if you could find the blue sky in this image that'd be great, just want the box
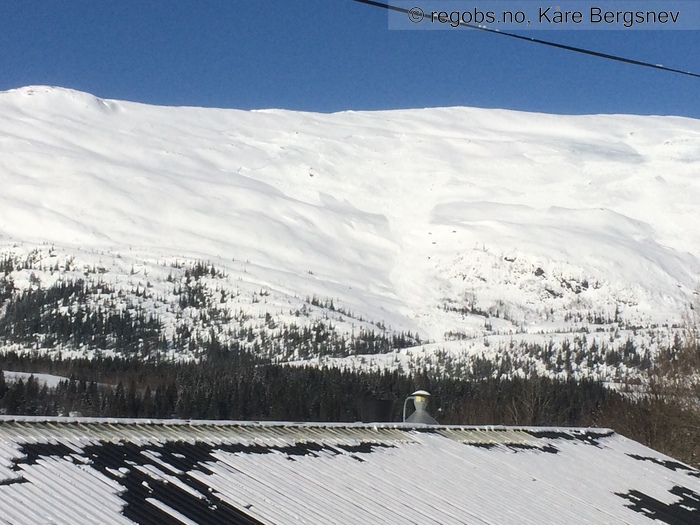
[1,0,699,117]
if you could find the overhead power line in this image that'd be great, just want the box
[352,0,700,79]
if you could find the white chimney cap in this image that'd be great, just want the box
[411,390,431,397]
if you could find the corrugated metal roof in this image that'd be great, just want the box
[0,416,698,524]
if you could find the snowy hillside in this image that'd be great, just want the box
[1,85,699,380]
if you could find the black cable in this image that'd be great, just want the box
[352,0,700,79]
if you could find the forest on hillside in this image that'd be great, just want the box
[1,258,699,467]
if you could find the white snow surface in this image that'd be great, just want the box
[2,371,67,388]
[1,85,700,371]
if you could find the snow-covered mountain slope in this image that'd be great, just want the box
[1,86,699,378]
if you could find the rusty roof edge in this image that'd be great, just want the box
[0,415,614,434]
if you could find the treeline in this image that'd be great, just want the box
[0,278,165,354]
[0,271,661,376]
[0,275,421,361]
[2,347,699,468]
[0,350,613,424]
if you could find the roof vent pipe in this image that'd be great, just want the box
[403,390,438,425]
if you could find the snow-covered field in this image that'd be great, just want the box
[1,85,699,379]
[2,371,67,388]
